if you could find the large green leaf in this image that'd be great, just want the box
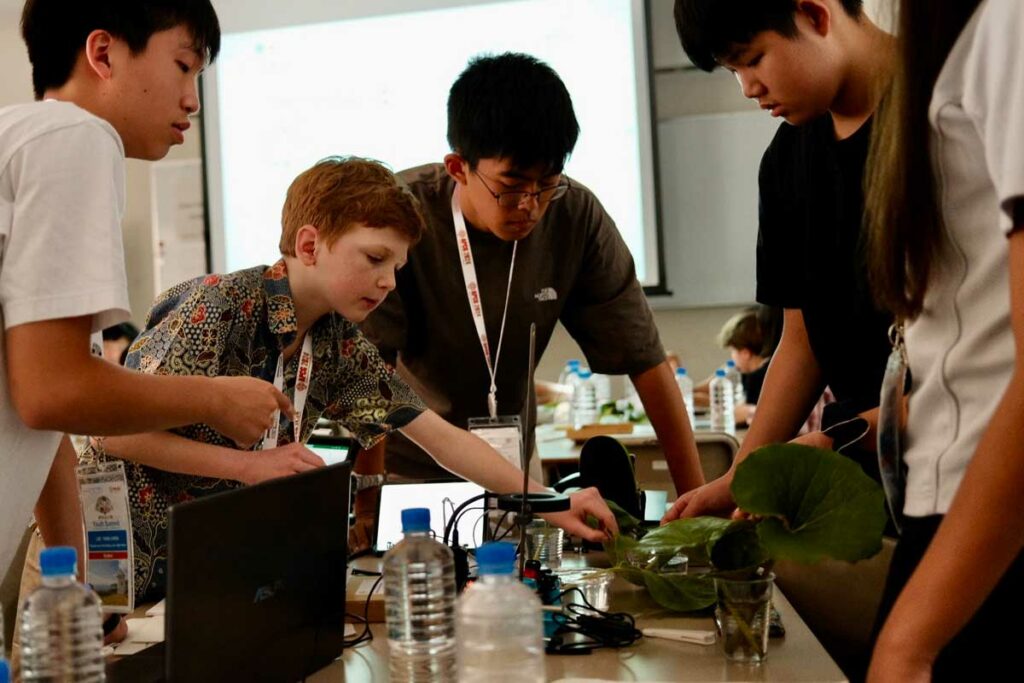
[603,532,639,566]
[641,572,716,612]
[608,566,716,612]
[731,444,887,564]
[708,521,769,572]
[637,516,733,565]
[605,499,644,537]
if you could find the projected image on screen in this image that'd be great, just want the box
[205,0,659,285]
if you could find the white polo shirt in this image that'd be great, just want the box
[0,101,131,578]
[903,0,1024,517]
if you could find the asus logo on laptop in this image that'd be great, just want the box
[253,579,285,604]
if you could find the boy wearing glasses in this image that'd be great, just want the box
[361,53,705,494]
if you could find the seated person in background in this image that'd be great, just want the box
[101,321,140,365]
[694,305,781,424]
[360,53,705,495]
[83,157,616,603]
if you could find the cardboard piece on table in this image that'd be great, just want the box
[566,422,634,443]
[345,573,385,623]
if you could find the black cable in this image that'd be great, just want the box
[442,493,489,545]
[546,587,643,651]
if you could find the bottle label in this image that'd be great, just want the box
[77,460,134,613]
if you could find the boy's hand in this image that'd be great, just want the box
[541,487,619,542]
[662,475,735,522]
[207,376,293,448]
[238,442,325,485]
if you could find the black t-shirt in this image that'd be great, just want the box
[741,360,769,405]
[756,115,892,421]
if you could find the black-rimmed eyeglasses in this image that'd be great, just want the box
[475,171,570,208]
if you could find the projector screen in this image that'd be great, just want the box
[203,0,662,286]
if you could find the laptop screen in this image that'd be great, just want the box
[374,481,486,552]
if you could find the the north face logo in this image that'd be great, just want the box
[534,287,558,302]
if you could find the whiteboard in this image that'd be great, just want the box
[654,111,782,308]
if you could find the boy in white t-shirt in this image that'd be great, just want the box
[0,1,292,585]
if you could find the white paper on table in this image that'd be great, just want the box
[111,642,158,656]
[125,616,165,643]
[145,599,166,617]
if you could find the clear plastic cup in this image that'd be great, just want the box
[524,521,564,569]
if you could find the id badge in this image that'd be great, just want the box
[77,460,135,613]
[468,415,523,471]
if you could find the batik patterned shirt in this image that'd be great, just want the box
[82,260,424,601]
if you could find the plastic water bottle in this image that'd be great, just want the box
[456,543,544,683]
[725,360,747,406]
[676,367,695,427]
[592,373,612,406]
[19,546,105,682]
[557,359,581,387]
[710,369,736,435]
[384,508,457,682]
[572,369,598,429]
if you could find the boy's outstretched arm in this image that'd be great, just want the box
[400,410,618,542]
[6,316,291,448]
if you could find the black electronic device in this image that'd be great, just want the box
[305,433,358,466]
[106,462,352,682]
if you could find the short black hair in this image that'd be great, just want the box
[21,0,221,100]
[674,0,863,72]
[102,321,140,343]
[447,52,580,174]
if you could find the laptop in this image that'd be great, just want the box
[373,480,486,553]
[107,461,352,682]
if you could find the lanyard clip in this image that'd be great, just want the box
[487,391,498,420]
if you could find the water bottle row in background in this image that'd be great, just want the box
[19,546,105,682]
[675,367,695,427]
[710,369,736,435]
[383,509,544,683]
[558,359,611,428]
[724,360,746,407]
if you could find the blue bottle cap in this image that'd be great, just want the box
[0,658,10,683]
[676,367,688,376]
[726,360,737,368]
[476,542,517,575]
[401,508,431,533]
[577,369,593,379]
[568,359,581,367]
[715,369,727,377]
[40,546,77,578]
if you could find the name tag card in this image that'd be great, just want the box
[77,460,134,613]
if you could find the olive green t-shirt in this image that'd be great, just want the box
[361,163,664,479]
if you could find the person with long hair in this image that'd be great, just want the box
[865,0,1024,679]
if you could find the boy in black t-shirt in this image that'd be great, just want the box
[665,0,896,521]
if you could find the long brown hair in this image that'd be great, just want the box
[864,0,983,320]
